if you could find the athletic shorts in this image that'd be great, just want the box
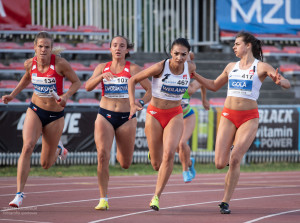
[221,107,259,128]
[147,103,183,129]
[183,107,194,119]
[29,102,64,127]
[98,107,136,130]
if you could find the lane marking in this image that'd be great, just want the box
[88,193,300,222]
[244,209,300,223]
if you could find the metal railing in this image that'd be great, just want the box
[1,151,300,166]
[31,0,219,52]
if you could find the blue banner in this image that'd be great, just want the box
[217,0,300,34]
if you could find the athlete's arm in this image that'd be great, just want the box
[56,57,81,106]
[130,63,152,107]
[1,59,32,104]
[193,62,233,92]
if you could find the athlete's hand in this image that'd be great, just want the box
[1,95,14,104]
[101,72,116,81]
[270,68,282,85]
[129,105,137,120]
[56,94,67,107]
[202,99,210,110]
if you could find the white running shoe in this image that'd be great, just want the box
[58,145,68,161]
[9,192,24,208]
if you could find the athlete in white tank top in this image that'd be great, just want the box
[227,59,262,101]
[152,59,190,101]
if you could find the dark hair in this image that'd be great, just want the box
[171,38,191,52]
[110,35,134,58]
[236,31,263,61]
[34,31,53,47]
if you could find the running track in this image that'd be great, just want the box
[0,171,300,223]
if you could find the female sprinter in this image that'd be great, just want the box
[85,36,151,210]
[192,31,291,214]
[2,31,81,208]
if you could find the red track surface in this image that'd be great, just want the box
[1,171,300,223]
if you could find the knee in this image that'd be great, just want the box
[119,159,132,169]
[229,156,240,168]
[215,162,225,170]
[151,161,161,171]
[215,158,227,169]
[163,150,175,161]
[97,150,110,165]
[41,160,52,169]
[21,142,35,157]
[178,141,186,152]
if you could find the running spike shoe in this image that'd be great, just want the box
[9,192,24,208]
[183,171,192,183]
[58,145,68,161]
[188,157,196,179]
[95,199,109,210]
[149,195,159,211]
[219,202,231,214]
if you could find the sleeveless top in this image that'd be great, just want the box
[30,54,64,97]
[101,61,131,98]
[152,59,190,101]
[227,59,262,101]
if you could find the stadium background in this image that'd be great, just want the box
[0,0,300,165]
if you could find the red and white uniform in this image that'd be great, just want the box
[30,54,64,97]
[101,61,131,98]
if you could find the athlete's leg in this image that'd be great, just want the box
[178,114,195,171]
[115,118,137,169]
[17,108,42,192]
[144,113,163,171]
[214,116,236,169]
[222,118,259,203]
[94,114,115,198]
[154,114,183,198]
[40,117,64,169]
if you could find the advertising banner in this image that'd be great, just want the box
[1,105,299,153]
[252,107,299,151]
[0,106,98,153]
[216,0,300,34]
[0,0,31,27]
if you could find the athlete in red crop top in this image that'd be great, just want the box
[2,31,81,208]
[85,36,151,210]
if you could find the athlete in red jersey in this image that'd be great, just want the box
[85,36,151,210]
[2,31,81,208]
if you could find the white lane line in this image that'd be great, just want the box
[0,181,299,197]
[0,219,51,223]
[88,193,300,223]
[1,186,299,213]
[244,209,300,223]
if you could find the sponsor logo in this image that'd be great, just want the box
[32,73,37,76]
[162,74,171,82]
[50,115,56,118]
[222,112,229,116]
[124,68,129,72]
[149,111,157,115]
[249,70,254,75]
[183,74,187,79]
[106,114,111,118]
[121,116,128,119]
[104,67,109,71]
[50,65,54,70]
[232,69,238,72]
